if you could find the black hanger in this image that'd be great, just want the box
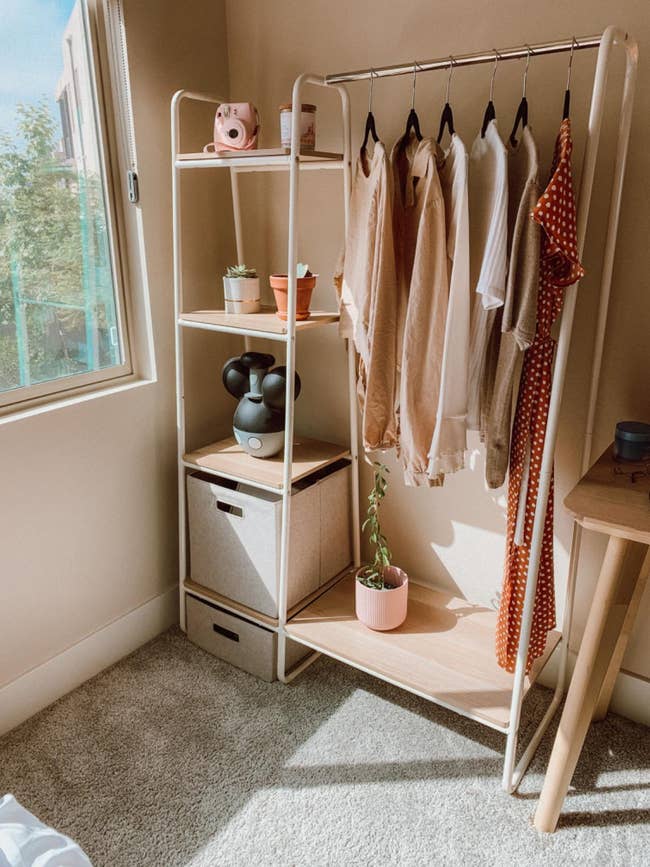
[362,112,379,149]
[437,57,456,144]
[481,50,500,138]
[562,37,577,120]
[404,62,423,141]
[405,108,422,141]
[361,69,379,151]
[509,46,532,147]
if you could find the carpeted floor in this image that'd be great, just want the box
[0,628,648,866]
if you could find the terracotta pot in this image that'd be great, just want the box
[270,274,317,321]
[355,565,408,631]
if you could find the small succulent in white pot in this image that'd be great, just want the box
[223,264,261,314]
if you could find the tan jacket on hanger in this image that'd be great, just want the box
[390,134,449,486]
[467,120,509,432]
[484,126,541,488]
[335,143,400,452]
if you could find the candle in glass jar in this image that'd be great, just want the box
[279,103,316,150]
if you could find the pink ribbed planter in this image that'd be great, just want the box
[355,565,408,631]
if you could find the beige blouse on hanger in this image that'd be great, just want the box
[335,142,401,452]
[390,134,449,486]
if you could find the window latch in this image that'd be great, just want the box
[127,169,139,203]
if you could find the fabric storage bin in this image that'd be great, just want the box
[187,459,351,618]
[186,593,309,682]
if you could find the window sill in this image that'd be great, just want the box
[0,373,157,427]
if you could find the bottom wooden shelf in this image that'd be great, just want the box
[286,574,561,730]
[183,566,354,630]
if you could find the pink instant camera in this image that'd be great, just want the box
[203,102,260,153]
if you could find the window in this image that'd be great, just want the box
[0,0,131,409]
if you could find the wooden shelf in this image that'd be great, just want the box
[184,579,278,627]
[184,435,350,490]
[183,566,354,631]
[179,306,339,337]
[175,147,344,171]
[286,574,561,730]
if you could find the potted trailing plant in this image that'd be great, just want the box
[270,263,317,321]
[355,461,408,631]
[223,264,261,314]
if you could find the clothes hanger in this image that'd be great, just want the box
[437,57,456,144]
[361,68,379,151]
[404,61,423,141]
[480,50,500,138]
[562,37,577,120]
[509,45,532,147]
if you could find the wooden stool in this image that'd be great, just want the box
[534,444,650,832]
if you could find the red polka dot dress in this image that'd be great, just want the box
[496,118,585,673]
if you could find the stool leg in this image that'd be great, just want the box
[534,535,636,832]
[592,544,649,721]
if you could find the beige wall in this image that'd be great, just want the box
[225,0,650,694]
[0,0,232,691]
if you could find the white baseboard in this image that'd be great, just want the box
[2,589,647,737]
[538,647,650,727]
[598,667,650,727]
[0,585,178,737]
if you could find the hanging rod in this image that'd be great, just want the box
[325,33,605,84]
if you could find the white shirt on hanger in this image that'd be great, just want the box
[428,133,471,481]
[467,118,508,432]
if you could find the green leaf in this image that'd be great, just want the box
[360,455,392,573]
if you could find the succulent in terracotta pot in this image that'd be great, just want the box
[355,461,408,631]
[270,263,317,321]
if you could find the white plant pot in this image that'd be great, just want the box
[223,276,260,303]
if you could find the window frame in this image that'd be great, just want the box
[0,0,134,414]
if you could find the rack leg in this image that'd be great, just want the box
[230,167,245,263]
[347,339,361,566]
[275,74,303,683]
[505,517,582,790]
[277,629,288,683]
[279,641,321,684]
[510,681,563,790]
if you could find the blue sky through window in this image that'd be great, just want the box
[0,0,77,139]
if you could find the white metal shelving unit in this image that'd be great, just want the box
[171,76,360,651]
[172,24,637,794]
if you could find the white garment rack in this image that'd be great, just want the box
[173,24,637,794]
